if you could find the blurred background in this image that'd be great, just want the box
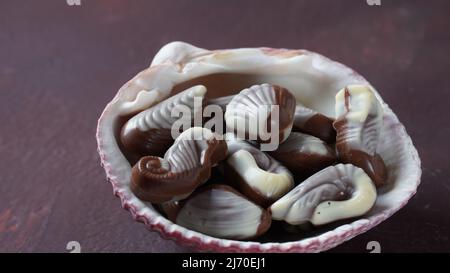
[1,0,449,252]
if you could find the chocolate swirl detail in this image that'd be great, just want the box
[131,127,227,203]
[333,85,387,187]
[121,85,207,159]
[223,133,294,208]
[270,164,377,225]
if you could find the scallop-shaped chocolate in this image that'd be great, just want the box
[270,164,377,226]
[333,85,387,187]
[224,84,296,149]
[293,103,336,143]
[223,133,294,207]
[268,132,336,178]
[130,127,227,203]
[121,85,206,160]
[173,184,272,240]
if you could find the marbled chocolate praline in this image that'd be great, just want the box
[223,133,294,208]
[333,85,387,187]
[270,164,377,225]
[121,85,206,160]
[268,132,336,178]
[170,184,272,240]
[293,103,336,143]
[130,127,227,203]
[208,94,234,111]
[225,84,296,144]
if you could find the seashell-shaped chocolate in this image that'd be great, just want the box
[173,184,272,240]
[268,132,336,178]
[224,84,296,148]
[130,127,227,203]
[121,85,206,159]
[293,103,336,143]
[270,164,377,226]
[333,85,387,187]
[223,133,294,207]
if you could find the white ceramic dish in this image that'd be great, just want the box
[96,42,421,252]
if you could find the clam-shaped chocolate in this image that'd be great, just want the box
[224,83,296,149]
[121,85,206,160]
[270,164,377,225]
[97,42,421,252]
[223,133,294,207]
[293,103,336,143]
[268,132,336,177]
[170,184,271,240]
[333,85,387,187]
[131,127,227,203]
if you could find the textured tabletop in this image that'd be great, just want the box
[1,0,449,252]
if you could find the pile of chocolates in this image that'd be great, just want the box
[120,83,387,240]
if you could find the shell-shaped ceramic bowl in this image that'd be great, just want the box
[96,42,421,252]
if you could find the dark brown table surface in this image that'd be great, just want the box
[1,0,449,253]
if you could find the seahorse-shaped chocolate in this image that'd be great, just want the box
[121,85,206,160]
[333,85,387,187]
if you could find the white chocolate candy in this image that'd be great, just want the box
[270,164,377,225]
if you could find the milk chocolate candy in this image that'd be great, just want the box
[224,84,296,147]
[223,133,294,208]
[208,94,234,111]
[293,103,336,143]
[173,184,272,240]
[121,85,206,159]
[270,164,377,225]
[130,127,227,203]
[268,132,336,177]
[333,85,387,187]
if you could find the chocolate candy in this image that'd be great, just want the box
[121,85,206,159]
[293,103,336,143]
[223,133,294,208]
[121,82,385,240]
[270,164,377,225]
[208,94,235,111]
[224,83,296,148]
[173,184,271,240]
[130,127,227,203]
[268,132,336,178]
[333,85,387,187]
